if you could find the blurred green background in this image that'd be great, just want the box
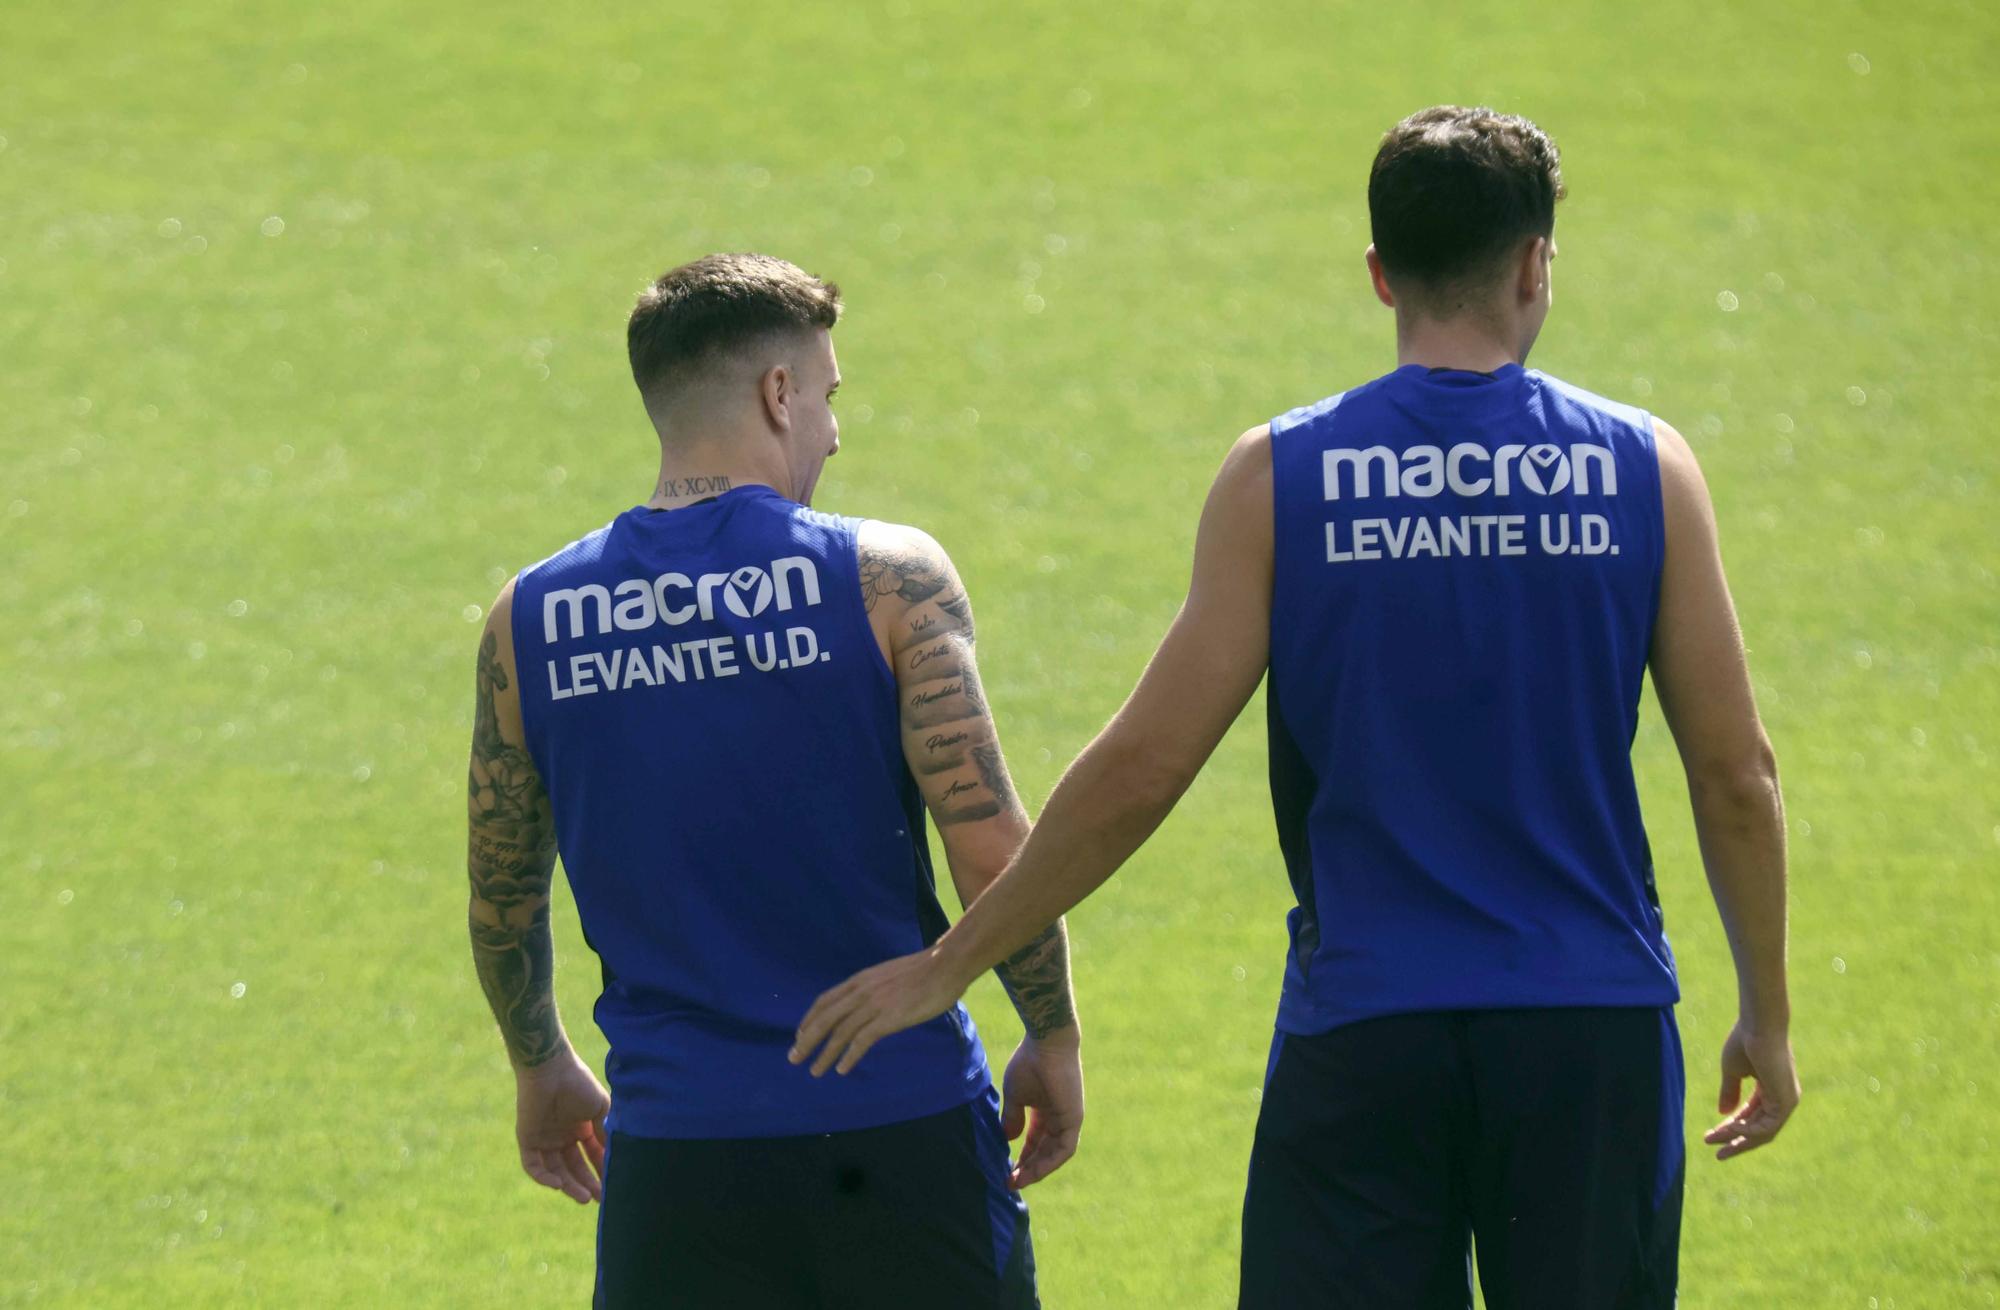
[4,0,1996,1304]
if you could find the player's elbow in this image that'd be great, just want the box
[1686,738,1781,827]
[1094,733,1199,818]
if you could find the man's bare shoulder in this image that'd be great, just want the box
[1199,424,1275,542]
[1649,416,1714,514]
[1223,423,1273,482]
[855,519,958,617]
[489,574,520,622]
[1651,416,1694,466]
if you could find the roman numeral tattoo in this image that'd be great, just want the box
[655,474,732,500]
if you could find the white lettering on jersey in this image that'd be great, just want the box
[1323,442,1617,501]
[543,555,822,643]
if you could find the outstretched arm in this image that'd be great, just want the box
[467,579,608,1203]
[793,426,1273,1076]
[856,523,1079,1186]
[1649,419,1799,1160]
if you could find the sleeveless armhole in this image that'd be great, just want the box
[509,561,552,788]
[1266,413,1308,670]
[1635,411,1667,659]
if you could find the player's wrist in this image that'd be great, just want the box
[1025,1019,1081,1050]
[511,1038,579,1080]
[929,932,986,999]
[1736,985,1791,1036]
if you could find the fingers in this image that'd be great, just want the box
[1010,1117,1080,1189]
[558,1138,603,1203]
[1000,1095,1026,1142]
[1717,1068,1742,1115]
[519,1121,607,1204]
[808,1007,875,1077]
[584,1116,608,1174]
[520,1147,568,1195]
[521,1146,592,1203]
[1010,1112,1046,1187]
[834,1021,887,1076]
[790,981,855,1067]
[1704,1086,1760,1142]
[1704,1089,1790,1160]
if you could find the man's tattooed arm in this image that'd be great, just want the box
[859,522,1078,1038]
[860,537,946,615]
[468,610,566,1068]
[995,920,1076,1039]
[867,531,1009,826]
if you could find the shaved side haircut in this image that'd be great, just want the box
[626,253,842,413]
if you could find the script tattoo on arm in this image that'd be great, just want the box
[860,525,1078,1039]
[865,539,1006,824]
[467,628,564,1068]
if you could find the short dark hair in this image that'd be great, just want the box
[1368,107,1565,294]
[626,253,842,405]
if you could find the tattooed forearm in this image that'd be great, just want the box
[995,920,1077,1038]
[970,741,1017,812]
[470,902,564,1066]
[468,630,563,1067]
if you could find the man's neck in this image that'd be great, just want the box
[645,436,790,511]
[647,469,761,510]
[1394,315,1523,374]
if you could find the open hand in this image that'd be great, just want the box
[1703,1020,1799,1161]
[1000,1032,1084,1189]
[515,1050,610,1203]
[791,949,967,1076]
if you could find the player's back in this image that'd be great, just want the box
[511,485,987,1138]
[1266,363,1679,1034]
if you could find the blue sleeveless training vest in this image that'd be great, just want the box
[513,486,990,1138]
[1266,365,1679,1034]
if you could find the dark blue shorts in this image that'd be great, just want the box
[1240,1006,1684,1310]
[595,1090,1037,1309]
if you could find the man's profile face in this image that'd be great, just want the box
[786,329,841,505]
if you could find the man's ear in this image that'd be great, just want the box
[1364,245,1396,309]
[1516,236,1550,302]
[760,364,792,432]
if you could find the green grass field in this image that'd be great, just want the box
[6,0,1998,1304]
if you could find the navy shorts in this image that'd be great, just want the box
[595,1092,1037,1309]
[1240,1007,1684,1310]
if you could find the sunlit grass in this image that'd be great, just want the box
[4,0,1996,1305]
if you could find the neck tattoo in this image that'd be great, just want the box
[656,474,733,500]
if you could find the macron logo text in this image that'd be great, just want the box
[1323,442,1617,500]
[542,556,822,643]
